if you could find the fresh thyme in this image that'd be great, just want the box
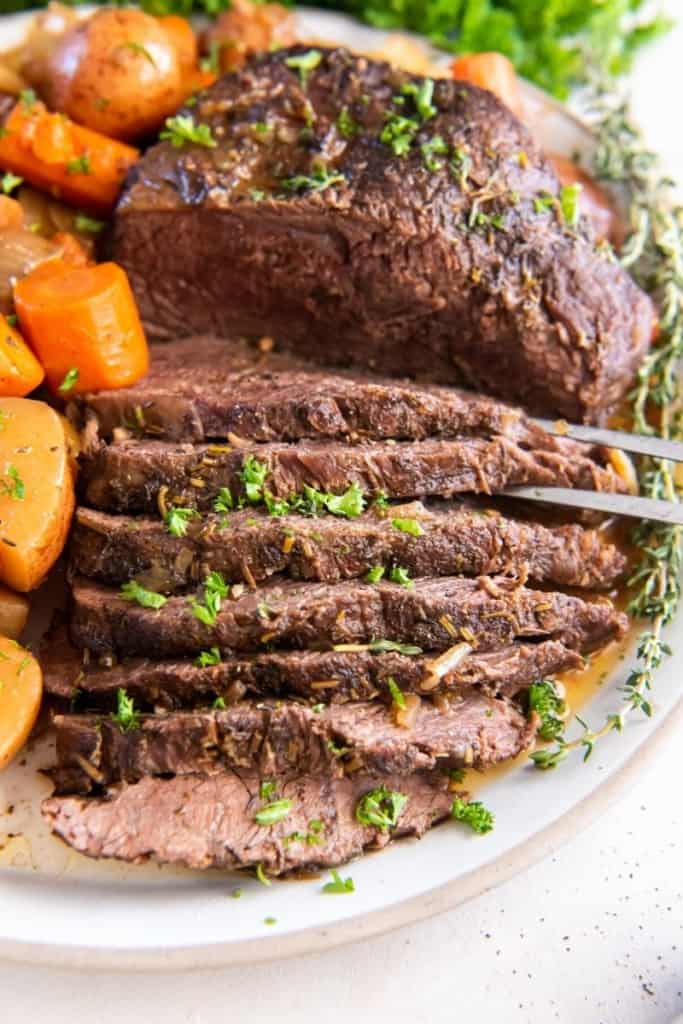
[531,78,683,769]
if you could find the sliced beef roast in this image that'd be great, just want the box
[72,336,571,446]
[43,769,454,872]
[80,436,626,514]
[51,693,535,793]
[43,624,582,707]
[70,502,626,592]
[70,575,627,659]
[112,48,652,423]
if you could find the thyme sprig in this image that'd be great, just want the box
[531,80,683,770]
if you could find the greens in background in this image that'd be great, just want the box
[3,0,673,98]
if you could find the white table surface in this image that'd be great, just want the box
[3,8,683,1023]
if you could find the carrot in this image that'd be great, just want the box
[52,231,92,268]
[451,52,523,119]
[14,260,149,394]
[0,96,139,213]
[158,15,198,74]
[0,313,44,397]
[0,195,24,230]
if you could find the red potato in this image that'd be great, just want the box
[46,9,186,141]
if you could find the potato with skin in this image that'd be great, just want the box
[0,585,29,640]
[0,398,76,592]
[46,9,185,141]
[0,636,42,771]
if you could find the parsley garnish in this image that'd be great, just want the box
[264,916,277,926]
[380,113,417,157]
[373,490,390,511]
[164,505,198,537]
[255,863,271,886]
[527,679,566,741]
[322,870,355,894]
[111,688,140,732]
[1,464,25,501]
[386,676,406,710]
[355,786,408,831]
[401,79,436,121]
[389,565,414,589]
[420,135,448,172]
[160,115,216,149]
[212,696,226,709]
[189,571,229,626]
[368,639,422,656]
[282,163,346,194]
[260,780,276,800]
[391,517,424,537]
[366,565,385,583]
[559,182,582,227]
[533,194,556,215]
[120,580,167,609]
[451,797,494,834]
[66,153,91,175]
[213,486,234,514]
[75,214,105,234]
[57,367,79,394]
[336,107,359,138]
[285,49,322,86]
[1,172,22,194]
[324,481,365,518]
[195,646,222,667]
[254,799,292,826]
[239,454,268,503]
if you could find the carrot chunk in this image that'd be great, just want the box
[452,52,523,119]
[0,97,139,213]
[14,260,149,394]
[0,314,44,396]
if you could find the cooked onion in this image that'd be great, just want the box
[419,643,473,692]
[0,228,60,313]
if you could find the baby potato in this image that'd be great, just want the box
[0,636,42,772]
[0,585,29,640]
[0,397,76,592]
[47,9,185,141]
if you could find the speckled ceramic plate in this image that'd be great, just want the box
[1,6,681,971]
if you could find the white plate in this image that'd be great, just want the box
[1,7,681,971]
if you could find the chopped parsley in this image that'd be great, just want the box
[527,679,566,741]
[57,367,79,394]
[74,214,105,234]
[1,464,25,500]
[355,786,408,831]
[66,153,91,175]
[212,696,226,709]
[1,172,22,195]
[213,486,234,514]
[285,49,322,86]
[160,115,216,149]
[559,182,582,227]
[389,565,414,589]
[391,517,424,538]
[282,163,346,194]
[380,113,418,157]
[373,490,390,511]
[263,916,277,926]
[381,79,437,157]
[322,870,355,894]
[366,565,385,584]
[260,780,276,800]
[255,863,271,886]
[533,193,556,215]
[451,797,494,834]
[386,676,406,710]
[401,79,436,121]
[189,571,229,627]
[254,798,292,826]
[195,646,222,667]
[368,639,422,656]
[323,481,365,518]
[420,135,448,172]
[164,505,198,537]
[120,580,167,609]
[336,107,359,138]
[239,454,269,503]
[111,687,140,732]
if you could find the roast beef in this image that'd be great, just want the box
[42,769,454,873]
[70,575,627,659]
[72,335,571,446]
[80,436,626,514]
[43,624,582,707]
[111,47,653,423]
[51,693,535,793]
[70,501,626,591]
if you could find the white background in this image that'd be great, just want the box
[3,5,683,1022]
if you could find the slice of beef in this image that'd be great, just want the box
[71,502,626,592]
[43,624,582,707]
[42,769,454,872]
[72,335,568,446]
[80,436,626,514]
[111,47,653,423]
[51,693,535,793]
[70,575,627,659]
